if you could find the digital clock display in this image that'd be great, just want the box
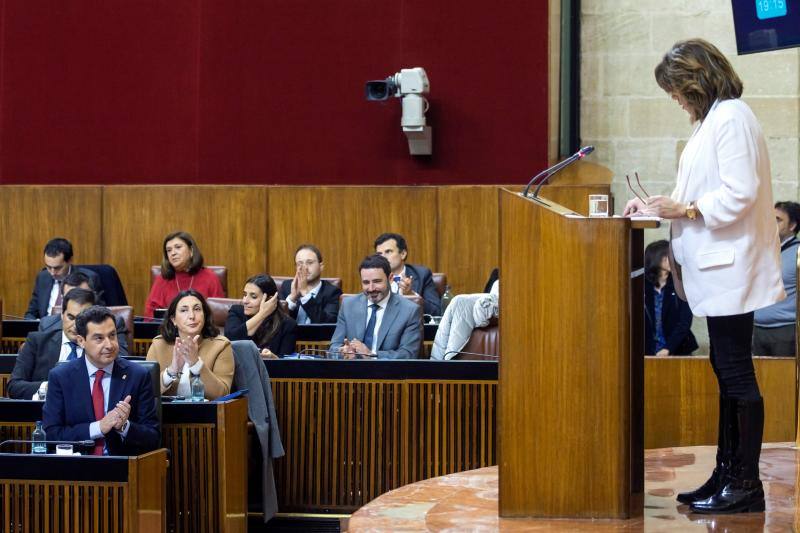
[732,0,800,54]
[756,0,787,19]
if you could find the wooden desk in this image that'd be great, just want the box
[0,449,167,532]
[0,398,247,533]
[262,359,498,514]
[1,320,443,358]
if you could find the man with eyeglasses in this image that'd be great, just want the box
[278,244,342,324]
[24,238,101,319]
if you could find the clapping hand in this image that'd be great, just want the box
[176,335,200,366]
[99,395,132,434]
[290,264,310,300]
[112,395,132,430]
[398,273,414,295]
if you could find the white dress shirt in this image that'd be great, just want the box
[389,267,407,294]
[286,280,322,324]
[34,333,85,399]
[86,358,130,448]
[161,358,204,397]
[366,293,391,353]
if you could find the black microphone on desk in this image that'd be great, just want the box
[0,439,95,450]
[522,145,595,199]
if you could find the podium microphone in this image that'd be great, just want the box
[522,146,595,198]
[0,439,95,450]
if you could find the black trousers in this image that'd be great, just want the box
[707,312,762,401]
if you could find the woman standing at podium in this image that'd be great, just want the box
[624,39,784,514]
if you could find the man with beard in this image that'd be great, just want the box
[329,255,421,359]
[278,244,342,324]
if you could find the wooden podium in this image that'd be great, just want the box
[498,188,650,519]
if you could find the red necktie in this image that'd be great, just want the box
[92,369,105,456]
[51,280,63,315]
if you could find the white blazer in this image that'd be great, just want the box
[670,99,784,317]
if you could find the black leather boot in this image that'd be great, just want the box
[676,396,737,504]
[690,398,765,514]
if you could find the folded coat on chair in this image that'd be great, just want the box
[230,340,285,523]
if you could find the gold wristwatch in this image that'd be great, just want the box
[685,201,698,220]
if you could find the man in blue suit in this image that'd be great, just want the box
[43,306,159,456]
[25,237,101,319]
[374,232,441,316]
[329,255,421,359]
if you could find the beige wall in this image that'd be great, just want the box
[581,0,800,352]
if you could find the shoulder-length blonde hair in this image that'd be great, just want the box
[654,39,743,121]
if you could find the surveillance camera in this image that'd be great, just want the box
[365,67,432,155]
[365,68,429,100]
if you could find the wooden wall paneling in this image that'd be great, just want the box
[101,186,268,316]
[436,186,502,294]
[266,187,438,294]
[644,356,796,449]
[0,186,103,316]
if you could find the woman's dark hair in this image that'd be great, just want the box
[644,240,670,285]
[160,231,204,280]
[654,39,743,122]
[244,274,287,349]
[159,289,219,342]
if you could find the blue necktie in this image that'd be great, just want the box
[297,300,310,325]
[363,304,380,351]
[67,342,79,361]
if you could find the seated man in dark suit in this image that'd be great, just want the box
[278,244,342,324]
[374,232,441,316]
[25,237,102,319]
[8,288,97,399]
[329,254,421,359]
[42,305,159,456]
[37,272,128,355]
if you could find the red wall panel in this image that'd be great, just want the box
[0,1,200,183]
[0,1,549,185]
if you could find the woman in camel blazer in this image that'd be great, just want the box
[624,39,784,515]
[146,289,234,400]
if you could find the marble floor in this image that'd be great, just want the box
[348,443,799,532]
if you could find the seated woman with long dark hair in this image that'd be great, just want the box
[225,274,297,358]
[146,289,234,399]
[644,240,698,356]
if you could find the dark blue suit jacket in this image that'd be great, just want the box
[278,279,342,324]
[25,266,102,319]
[644,277,698,356]
[405,263,441,316]
[42,356,160,456]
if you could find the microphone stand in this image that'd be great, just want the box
[522,146,594,198]
[0,439,95,451]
